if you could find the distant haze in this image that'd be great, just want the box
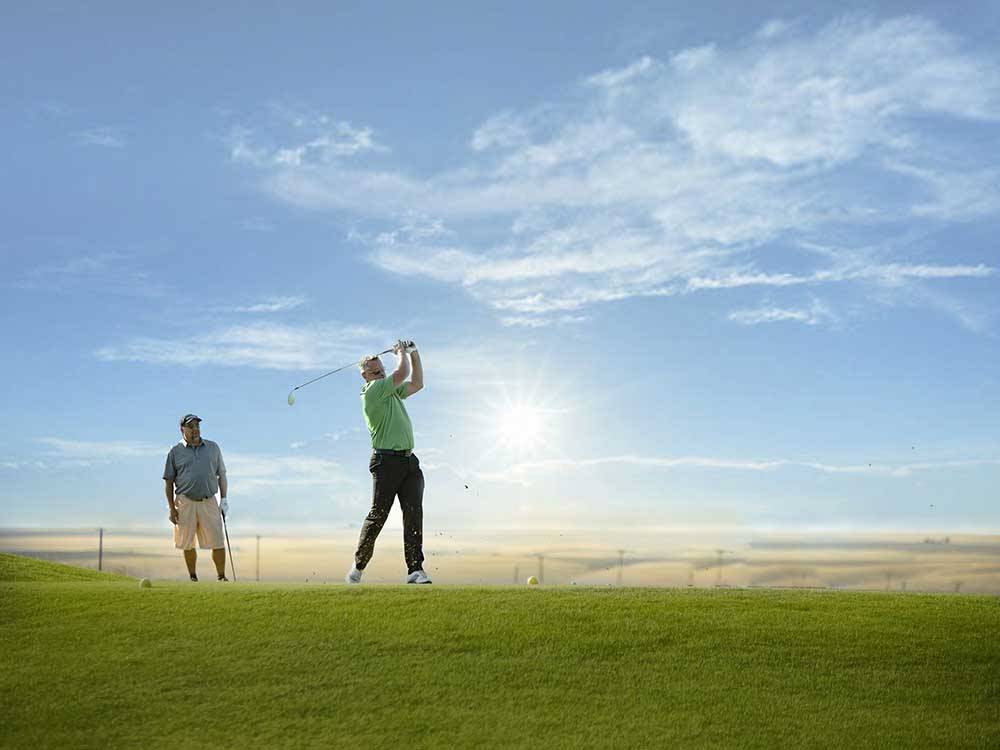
[3,528,997,594]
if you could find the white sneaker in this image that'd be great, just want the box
[345,565,363,584]
[406,569,432,584]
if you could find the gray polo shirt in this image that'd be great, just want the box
[163,439,226,500]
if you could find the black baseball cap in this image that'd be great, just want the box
[179,414,202,426]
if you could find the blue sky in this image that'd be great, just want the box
[1,2,998,536]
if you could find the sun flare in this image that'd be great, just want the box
[496,403,545,451]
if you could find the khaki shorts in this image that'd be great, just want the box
[173,494,225,550]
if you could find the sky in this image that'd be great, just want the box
[1,2,999,541]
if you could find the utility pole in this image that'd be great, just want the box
[617,550,625,586]
[715,550,726,587]
[98,528,103,572]
[256,535,261,582]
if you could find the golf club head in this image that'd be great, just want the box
[287,391,296,406]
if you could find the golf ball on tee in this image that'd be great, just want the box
[527,576,539,585]
[139,578,152,588]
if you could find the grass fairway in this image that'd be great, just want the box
[2,554,998,748]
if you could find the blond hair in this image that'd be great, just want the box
[358,354,380,373]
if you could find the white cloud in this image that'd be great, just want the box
[728,298,838,326]
[287,428,362,451]
[473,453,1000,485]
[225,453,357,495]
[756,19,793,40]
[229,111,385,169]
[234,15,1000,328]
[687,263,993,292]
[26,439,357,494]
[239,218,276,232]
[36,438,166,460]
[96,321,386,371]
[670,44,716,72]
[75,127,124,148]
[885,160,1000,221]
[671,16,1000,167]
[585,56,659,88]
[16,252,170,297]
[224,296,308,313]
[498,313,589,328]
[0,461,50,470]
[470,111,532,151]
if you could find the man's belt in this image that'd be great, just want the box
[373,448,412,457]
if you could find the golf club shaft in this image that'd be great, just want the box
[290,347,395,394]
[222,511,236,582]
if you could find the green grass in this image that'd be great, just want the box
[0,552,132,582]
[1,554,998,748]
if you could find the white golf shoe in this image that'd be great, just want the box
[345,565,363,584]
[406,569,432,584]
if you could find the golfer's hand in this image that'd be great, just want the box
[393,339,406,355]
[220,498,229,517]
[169,507,179,525]
[403,340,417,354]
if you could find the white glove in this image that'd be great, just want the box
[404,340,417,354]
[220,498,229,517]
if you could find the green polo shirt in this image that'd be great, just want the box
[361,377,413,450]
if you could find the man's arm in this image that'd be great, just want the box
[217,446,227,500]
[216,446,229,515]
[403,348,423,398]
[390,341,411,387]
[165,480,178,525]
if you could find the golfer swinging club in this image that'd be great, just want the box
[163,414,230,581]
[346,339,430,584]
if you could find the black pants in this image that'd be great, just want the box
[354,452,425,574]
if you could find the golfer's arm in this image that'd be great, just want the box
[218,475,227,500]
[165,480,176,509]
[404,351,423,396]
[391,352,411,387]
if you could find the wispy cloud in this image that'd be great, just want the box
[74,127,125,148]
[233,15,1000,327]
[15,252,169,297]
[728,298,839,327]
[0,461,50,471]
[220,295,308,313]
[96,321,387,370]
[498,313,589,328]
[225,453,358,494]
[229,107,385,169]
[34,438,166,466]
[288,427,362,451]
[756,19,794,40]
[238,218,276,232]
[472,453,1000,485]
[24,439,357,492]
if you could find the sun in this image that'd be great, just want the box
[495,402,546,452]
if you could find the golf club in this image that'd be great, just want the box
[287,347,395,405]
[222,510,236,582]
